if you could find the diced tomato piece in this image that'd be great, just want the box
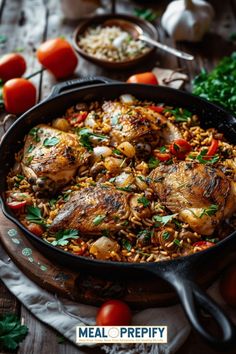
[7,200,26,210]
[170,139,192,159]
[193,241,215,251]
[27,223,44,236]
[148,105,164,113]
[206,138,219,157]
[154,152,171,161]
[67,112,88,126]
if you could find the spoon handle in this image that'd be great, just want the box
[139,35,194,61]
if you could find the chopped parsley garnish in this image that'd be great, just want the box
[43,136,60,147]
[199,204,218,218]
[159,146,167,153]
[153,213,178,226]
[173,239,181,247]
[0,314,28,350]
[137,196,150,207]
[26,155,34,165]
[16,174,25,181]
[26,206,45,225]
[162,231,170,240]
[51,229,79,246]
[49,198,57,207]
[191,149,220,164]
[134,8,159,21]
[112,148,122,155]
[93,215,105,225]
[29,127,40,142]
[137,229,153,242]
[164,108,192,122]
[78,128,108,151]
[116,186,133,192]
[122,239,132,251]
[62,189,72,201]
[148,156,159,169]
[206,237,219,243]
[27,144,35,153]
[137,175,146,182]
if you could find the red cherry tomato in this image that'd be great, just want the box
[193,241,215,252]
[154,152,171,162]
[37,38,78,79]
[220,265,236,307]
[0,53,26,82]
[6,200,26,210]
[127,72,158,85]
[3,78,37,114]
[148,105,164,113]
[170,139,192,159]
[96,300,132,326]
[27,223,44,237]
[67,112,88,126]
[206,138,219,157]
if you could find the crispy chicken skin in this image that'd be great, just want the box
[21,124,89,189]
[149,162,236,235]
[50,185,130,235]
[102,101,181,145]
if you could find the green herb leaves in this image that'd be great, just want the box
[43,136,60,147]
[0,314,28,350]
[165,108,192,122]
[78,128,108,151]
[153,213,178,226]
[134,8,159,21]
[148,157,159,169]
[190,149,219,164]
[122,239,132,251]
[26,206,45,225]
[29,127,40,142]
[199,204,218,218]
[93,215,105,226]
[137,196,150,207]
[193,53,236,116]
[51,229,79,246]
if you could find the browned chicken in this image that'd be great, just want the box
[102,101,181,146]
[21,124,89,191]
[50,184,152,236]
[50,185,130,235]
[149,162,236,235]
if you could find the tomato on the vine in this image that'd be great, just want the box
[0,53,26,82]
[96,300,132,326]
[37,38,78,79]
[3,78,37,114]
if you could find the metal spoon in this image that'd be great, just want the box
[104,19,194,61]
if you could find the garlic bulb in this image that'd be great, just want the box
[161,0,214,42]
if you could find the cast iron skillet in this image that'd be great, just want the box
[0,77,236,350]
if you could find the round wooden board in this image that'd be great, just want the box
[0,209,177,309]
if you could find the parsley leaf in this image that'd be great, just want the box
[173,239,181,247]
[43,136,60,147]
[153,213,178,226]
[29,127,40,142]
[134,8,159,21]
[26,206,45,225]
[122,239,132,251]
[52,229,79,246]
[194,149,219,164]
[199,204,218,218]
[162,231,170,240]
[116,186,133,192]
[193,53,236,116]
[0,314,28,350]
[93,215,105,226]
[78,128,108,151]
[137,196,150,207]
[164,108,192,122]
[148,156,159,169]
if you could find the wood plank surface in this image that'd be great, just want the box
[1,0,236,353]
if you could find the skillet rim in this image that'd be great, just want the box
[0,82,236,270]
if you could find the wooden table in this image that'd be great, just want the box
[0,0,236,353]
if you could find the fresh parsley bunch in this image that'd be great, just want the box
[0,314,28,350]
[193,52,236,115]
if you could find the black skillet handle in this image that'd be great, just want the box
[48,76,118,99]
[155,267,236,350]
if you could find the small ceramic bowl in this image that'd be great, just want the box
[73,14,158,69]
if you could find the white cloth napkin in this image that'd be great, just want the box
[0,243,235,354]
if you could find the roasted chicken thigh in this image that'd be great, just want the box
[22,124,89,191]
[149,162,236,235]
[102,101,181,146]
